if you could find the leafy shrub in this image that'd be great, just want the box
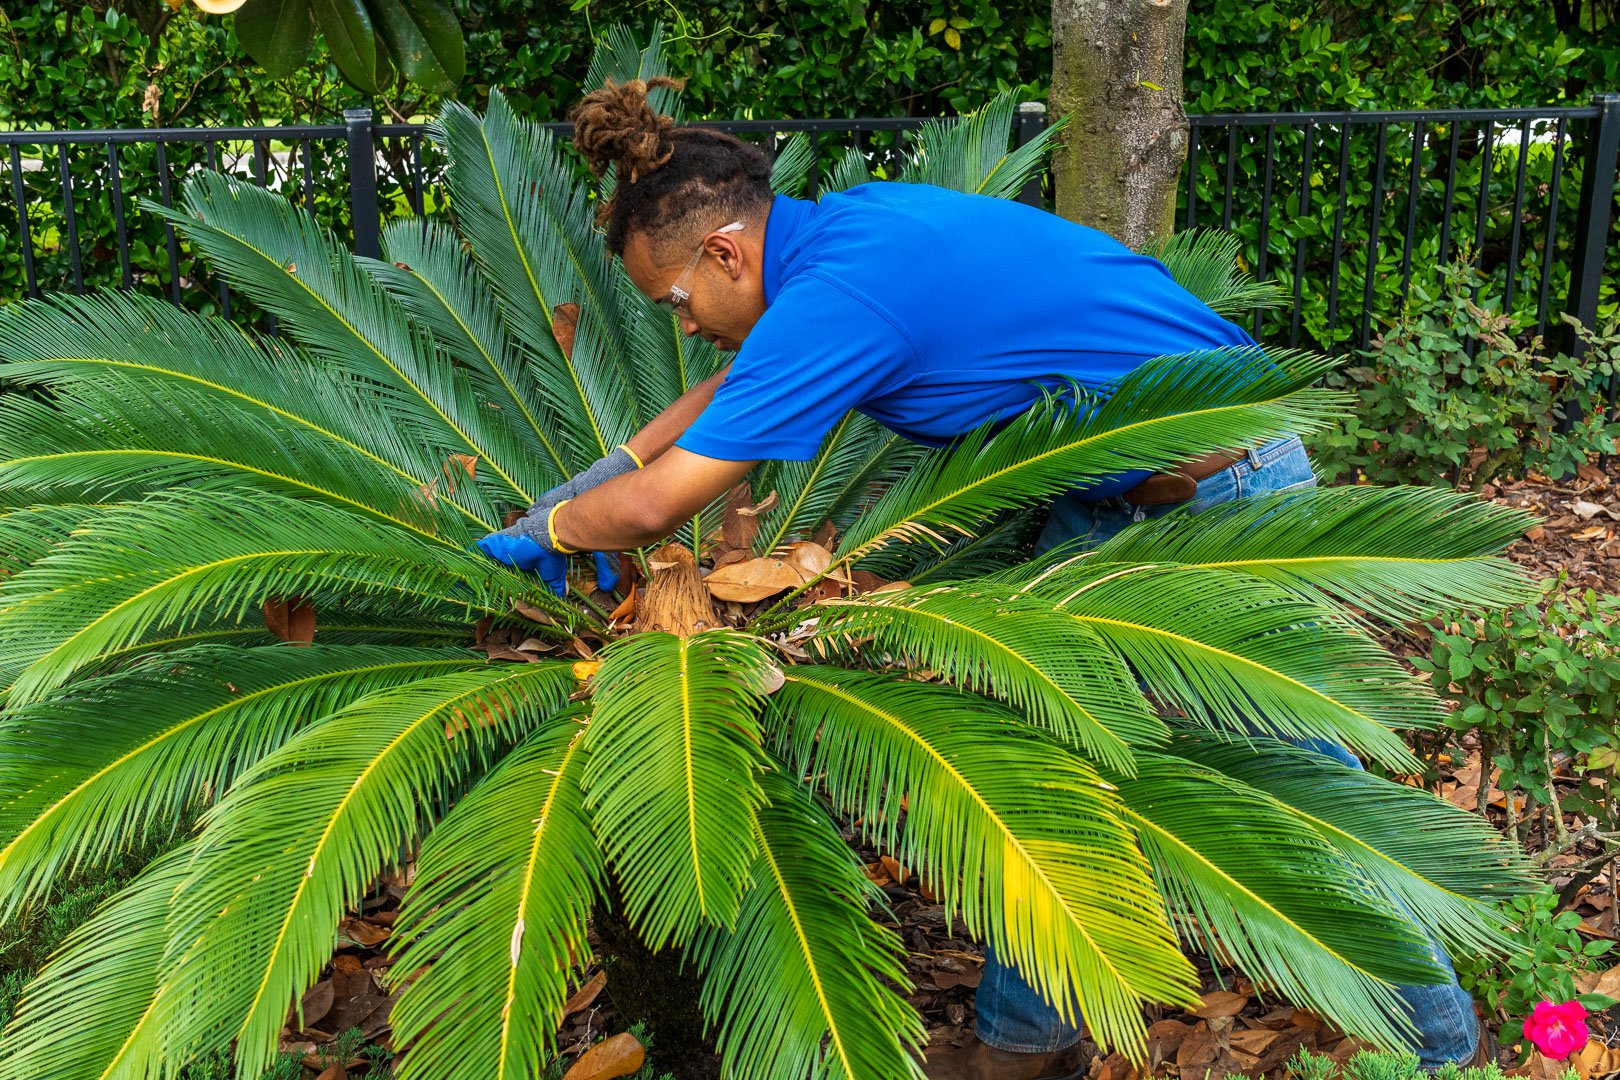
[1307,261,1620,490]
[1414,582,1620,843]
[1451,885,1616,1047]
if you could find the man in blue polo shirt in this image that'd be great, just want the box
[476,81,1487,1080]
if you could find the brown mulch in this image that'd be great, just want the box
[1484,460,1620,598]
[280,464,1620,1079]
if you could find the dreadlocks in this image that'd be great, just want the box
[570,76,773,260]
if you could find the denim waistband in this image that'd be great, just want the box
[1069,435,1303,507]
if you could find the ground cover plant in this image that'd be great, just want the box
[0,31,1545,1080]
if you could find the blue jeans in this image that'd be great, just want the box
[975,436,1480,1066]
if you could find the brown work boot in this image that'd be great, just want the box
[923,1035,1087,1080]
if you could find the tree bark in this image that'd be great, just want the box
[1050,0,1191,249]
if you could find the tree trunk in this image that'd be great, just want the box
[1050,0,1191,249]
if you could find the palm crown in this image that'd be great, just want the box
[0,28,1537,1080]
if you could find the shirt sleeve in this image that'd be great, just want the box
[675,276,917,462]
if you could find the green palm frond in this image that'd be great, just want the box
[584,630,776,948]
[371,220,570,485]
[0,372,471,538]
[899,90,1069,200]
[750,414,919,554]
[1146,228,1286,318]
[772,668,1199,1057]
[833,348,1347,564]
[584,22,682,118]
[1017,562,1431,770]
[0,645,485,916]
[769,133,816,198]
[692,771,925,1080]
[1171,734,1534,955]
[0,843,195,1080]
[434,94,638,464]
[156,664,575,1073]
[0,502,105,573]
[1115,754,1449,1049]
[859,512,1040,585]
[0,490,578,705]
[147,172,536,502]
[0,292,491,529]
[824,145,874,194]
[806,587,1164,773]
[1080,485,1538,624]
[392,715,601,1080]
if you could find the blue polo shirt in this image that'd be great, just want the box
[675,183,1254,490]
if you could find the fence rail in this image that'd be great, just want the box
[3,99,1618,363]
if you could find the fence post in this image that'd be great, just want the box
[344,108,382,260]
[1016,101,1048,208]
[1568,94,1620,342]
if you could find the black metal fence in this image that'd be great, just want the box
[3,97,1618,361]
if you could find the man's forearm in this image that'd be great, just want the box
[623,364,731,466]
[553,448,757,553]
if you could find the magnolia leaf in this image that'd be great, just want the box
[369,0,466,94]
[562,1032,645,1080]
[781,540,834,580]
[312,0,380,93]
[704,556,803,602]
[235,0,314,76]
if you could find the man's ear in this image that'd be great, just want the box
[711,233,746,281]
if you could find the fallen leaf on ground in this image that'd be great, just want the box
[1576,961,1620,998]
[562,970,607,1018]
[314,1066,347,1080]
[297,979,335,1031]
[563,1032,646,1080]
[1573,500,1618,521]
[1193,989,1249,1018]
[880,855,910,886]
[1177,1019,1225,1070]
[861,861,891,887]
[338,917,390,947]
[703,557,803,602]
[512,600,557,625]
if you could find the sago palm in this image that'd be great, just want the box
[0,28,1535,1080]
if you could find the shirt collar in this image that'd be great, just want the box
[761,193,816,308]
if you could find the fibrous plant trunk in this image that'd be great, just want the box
[1050,0,1191,249]
[635,544,720,637]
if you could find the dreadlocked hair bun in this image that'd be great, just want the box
[571,77,686,213]
[570,76,774,255]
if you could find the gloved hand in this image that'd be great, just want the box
[475,532,621,597]
[475,445,641,596]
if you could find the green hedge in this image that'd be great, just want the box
[3,0,1617,330]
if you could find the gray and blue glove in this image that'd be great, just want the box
[476,445,641,596]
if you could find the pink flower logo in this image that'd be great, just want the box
[1524,1000,1590,1061]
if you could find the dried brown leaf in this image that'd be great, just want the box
[1193,989,1249,1019]
[563,1032,646,1080]
[263,595,315,645]
[563,970,607,1018]
[703,557,802,603]
[298,979,336,1032]
[553,303,580,360]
